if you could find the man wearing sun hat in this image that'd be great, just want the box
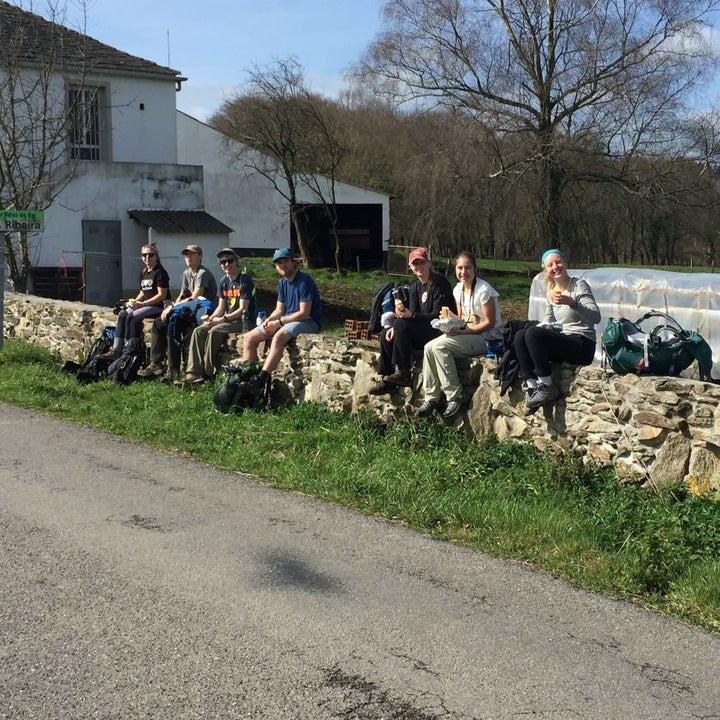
[369,246,454,395]
[138,243,218,381]
[242,247,322,388]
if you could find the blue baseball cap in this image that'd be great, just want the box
[272,247,293,263]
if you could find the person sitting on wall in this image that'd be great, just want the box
[100,243,169,359]
[369,247,455,396]
[416,250,501,420]
[182,248,256,384]
[138,244,218,382]
[241,247,322,389]
[514,248,601,412]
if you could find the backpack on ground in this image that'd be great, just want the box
[212,362,270,414]
[601,310,714,381]
[63,325,116,384]
[107,337,146,386]
[368,282,410,335]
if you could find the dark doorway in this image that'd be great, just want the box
[291,203,383,269]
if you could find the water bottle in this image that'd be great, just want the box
[241,311,249,332]
[256,311,266,327]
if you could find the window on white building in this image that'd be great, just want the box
[69,86,105,161]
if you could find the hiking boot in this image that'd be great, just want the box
[416,398,441,417]
[137,362,164,378]
[385,368,412,386]
[368,378,399,396]
[243,373,265,388]
[442,389,473,420]
[99,348,121,361]
[525,382,560,409]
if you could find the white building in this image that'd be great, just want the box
[1,2,389,306]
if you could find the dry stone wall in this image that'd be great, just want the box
[4,292,719,496]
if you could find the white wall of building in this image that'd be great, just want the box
[176,112,390,254]
[103,74,179,164]
[39,161,205,286]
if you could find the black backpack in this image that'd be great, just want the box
[107,337,146,386]
[368,282,410,334]
[62,325,116,384]
[212,362,270,414]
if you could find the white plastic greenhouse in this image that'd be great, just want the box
[528,267,720,376]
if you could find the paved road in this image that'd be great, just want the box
[0,403,718,719]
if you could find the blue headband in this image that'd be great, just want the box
[541,248,565,265]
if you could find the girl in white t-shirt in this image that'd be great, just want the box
[417,251,501,420]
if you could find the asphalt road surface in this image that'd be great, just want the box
[1,403,718,719]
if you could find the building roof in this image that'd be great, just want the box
[128,210,234,235]
[0,1,184,81]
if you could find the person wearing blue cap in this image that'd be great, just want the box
[242,248,322,386]
[513,249,600,412]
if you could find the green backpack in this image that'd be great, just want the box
[212,362,270,414]
[601,311,714,381]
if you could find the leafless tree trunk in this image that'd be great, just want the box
[212,59,348,269]
[0,1,91,291]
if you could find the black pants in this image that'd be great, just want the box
[513,325,595,379]
[149,316,188,372]
[377,319,440,376]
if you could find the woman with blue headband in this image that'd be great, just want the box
[513,249,600,412]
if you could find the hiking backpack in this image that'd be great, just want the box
[167,298,214,348]
[62,325,116,384]
[212,362,270,414]
[601,310,714,381]
[107,337,147,386]
[368,282,410,334]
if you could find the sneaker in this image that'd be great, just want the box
[368,378,399,396]
[525,382,560,409]
[442,389,473,419]
[184,372,205,385]
[385,368,412,387]
[416,398,441,417]
[243,373,266,389]
[521,381,537,405]
[137,362,164,378]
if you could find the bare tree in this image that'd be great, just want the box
[356,0,720,250]
[0,0,92,291]
[211,58,347,268]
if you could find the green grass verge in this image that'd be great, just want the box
[1,339,719,632]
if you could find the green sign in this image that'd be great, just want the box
[1,210,44,231]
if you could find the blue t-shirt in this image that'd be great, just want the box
[278,271,322,328]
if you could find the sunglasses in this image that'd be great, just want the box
[219,257,236,265]
[141,252,156,258]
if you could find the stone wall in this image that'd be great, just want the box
[3,292,719,496]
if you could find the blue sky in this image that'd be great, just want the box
[64,0,388,121]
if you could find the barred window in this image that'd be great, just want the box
[69,87,102,161]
